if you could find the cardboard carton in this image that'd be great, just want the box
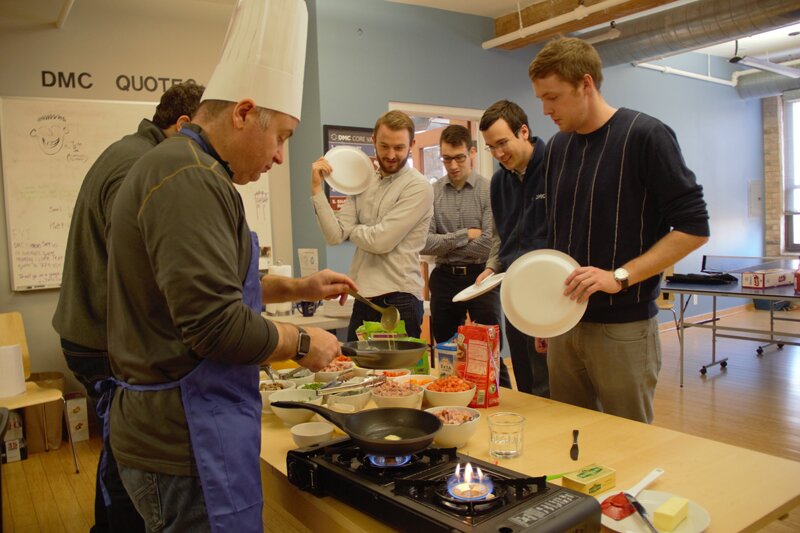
[741,269,793,289]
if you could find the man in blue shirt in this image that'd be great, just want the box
[477,101,549,397]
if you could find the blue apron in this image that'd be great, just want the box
[98,127,265,532]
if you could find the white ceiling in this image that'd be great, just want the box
[386,0,800,59]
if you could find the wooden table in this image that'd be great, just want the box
[260,387,800,532]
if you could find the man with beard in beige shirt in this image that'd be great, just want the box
[311,110,434,340]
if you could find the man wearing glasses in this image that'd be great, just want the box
[421,125,511,387]
[476,100,549,397]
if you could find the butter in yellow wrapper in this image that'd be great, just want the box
[562,464,616,495]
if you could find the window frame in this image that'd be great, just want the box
[783,94,800,253]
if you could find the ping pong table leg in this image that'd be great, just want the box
[700,296,728,375]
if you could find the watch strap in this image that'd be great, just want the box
[293,326,311,362]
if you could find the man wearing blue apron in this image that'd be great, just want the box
[103,1,356,531]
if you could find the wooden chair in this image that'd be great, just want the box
[0,312,79,472]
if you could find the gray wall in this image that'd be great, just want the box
[0,0,765,392]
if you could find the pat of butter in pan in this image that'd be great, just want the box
[383,434,401,440]
[653,495,689,531]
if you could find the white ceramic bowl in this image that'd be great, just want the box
[290,421,335,448]
[423,379,477,408]
[371,368,412,380]
[371,381,424,409]
[425,406,481,448]
[276,367,316,386]
[259,379,296,414]
[269,388,324,426]
[297,381,327,393]
[326,383,372,412]
[315,361,355,383]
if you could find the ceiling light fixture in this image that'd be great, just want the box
[729,55,800,78]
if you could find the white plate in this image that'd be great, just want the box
[452,273,505,302]
[600,490,710,532]
[500,249,587,337]
[324,145,375,195]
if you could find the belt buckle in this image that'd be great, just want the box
[454,266,468,276]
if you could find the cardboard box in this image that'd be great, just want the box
[69,418,90,442]
[434,339,457,377]
[4,410,23,441]
[562,464,616,496]
[65,392,89,442]
[1,438,27,463]
[741,269,794,289]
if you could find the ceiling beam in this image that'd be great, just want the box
[493,0,678,50]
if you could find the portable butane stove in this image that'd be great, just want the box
[286,437,601,532]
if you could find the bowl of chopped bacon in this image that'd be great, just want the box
[370,379,424,409]
[423,375,476,408]
[425,406,480,448]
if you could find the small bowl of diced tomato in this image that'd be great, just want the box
[368,368,412,380]
[423,375,476,407]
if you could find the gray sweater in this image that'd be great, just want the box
[106,124,277,475]
[53,119,166,349]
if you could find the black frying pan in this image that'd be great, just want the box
[340,340,427,369]
[271,401,442,455]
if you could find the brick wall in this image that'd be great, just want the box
[763,96,784,257]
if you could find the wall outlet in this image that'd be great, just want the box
[692,295,698,305]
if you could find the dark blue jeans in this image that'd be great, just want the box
[347,292,424,341]
[504,319,550,397]
[118,465,211,533]
[428,265,511,388]
[61,339,145,533]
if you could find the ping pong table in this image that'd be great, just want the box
[661,256,800,386]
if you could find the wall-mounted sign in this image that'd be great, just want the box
[322,124,375,211]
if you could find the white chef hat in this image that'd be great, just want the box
[202,0,308,120]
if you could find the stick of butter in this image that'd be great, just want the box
[653,495,689,531]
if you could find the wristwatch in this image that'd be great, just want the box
[293,326,311,362]
[613,267,630,290]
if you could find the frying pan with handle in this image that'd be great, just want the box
[340,339,427,370]
[271,401,442,455]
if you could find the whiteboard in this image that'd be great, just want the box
[1,96,274,291]
[1,97,156,290]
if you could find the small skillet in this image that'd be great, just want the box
[271,401,442,455]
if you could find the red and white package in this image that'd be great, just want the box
[455,324,501,408]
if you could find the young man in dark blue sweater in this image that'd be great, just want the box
[529,37,709,423]
[477,100,549,397]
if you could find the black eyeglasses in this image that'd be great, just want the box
[440,154,468,164]
[485,129,521,153]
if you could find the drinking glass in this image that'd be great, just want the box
[488,412,525,458]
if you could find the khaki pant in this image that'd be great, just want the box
[548,318,661,423]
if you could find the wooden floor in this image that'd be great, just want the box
[3,306,800,531]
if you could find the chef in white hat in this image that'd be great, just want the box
[102,1,356,531]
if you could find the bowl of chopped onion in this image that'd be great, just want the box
[425,406,480,448]
[423,376,476,408]
[370,379,424,409]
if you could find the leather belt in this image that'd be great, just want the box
[438,263,484,276]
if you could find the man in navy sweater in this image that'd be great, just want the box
[477,100,549,397]
[529,37,709,423]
